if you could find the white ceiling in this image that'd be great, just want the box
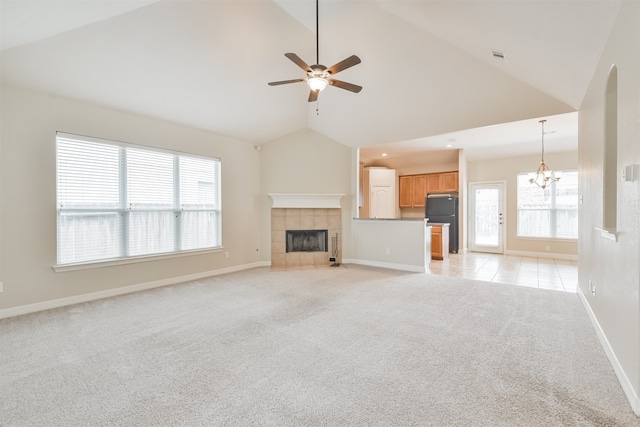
[0,1,622,160]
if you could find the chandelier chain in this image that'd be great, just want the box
[529,119,560,190]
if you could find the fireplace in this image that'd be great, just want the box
[269,194,343,268]
[286,229,328,253]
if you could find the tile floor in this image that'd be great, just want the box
[429,252,578,293]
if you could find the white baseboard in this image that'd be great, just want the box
[504,250,578,261]
[342,258,426,273]
[0,261,271,320]
[577,287,640,416]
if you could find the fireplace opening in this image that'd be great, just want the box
[286,229,328,253]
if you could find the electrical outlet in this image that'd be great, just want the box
[589,280,596,296]
[545,246,551,252]
[385,248,391,255]
[329,257,336,262]
[224,252,230,258]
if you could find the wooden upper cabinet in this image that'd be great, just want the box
[441,172,458,192]
[411,175,427,207]
[399,175,427,208]
[426,173,443,193]
[400,171,459,208]
[399,176,413,208]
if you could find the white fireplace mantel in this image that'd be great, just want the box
[268,193,344,209]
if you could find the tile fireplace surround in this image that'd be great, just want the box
[269,194,343,268]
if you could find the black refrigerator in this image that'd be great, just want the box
[425,194,459,254]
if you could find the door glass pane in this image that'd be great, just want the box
[474,188,499,246]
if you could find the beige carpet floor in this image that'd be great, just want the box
[1,265,637,426]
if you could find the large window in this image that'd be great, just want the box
[56,132,221,266]
[517,170,578,239]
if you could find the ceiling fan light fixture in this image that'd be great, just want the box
[308,77,328,92]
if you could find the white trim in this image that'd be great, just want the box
[54,247,224,272]
[56,131,220,161]
[343,258,426,273]
[515,236,578,243]
[577,287,640,416]
[269,193,344,209]
[595,227,618,242]
[468,180,507,254]
[504,249,578,261]
[0,261,270,320]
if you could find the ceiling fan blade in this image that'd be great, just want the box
[329,79,362,93]
[326,55,361,75]
[268,79,305,86]
[308,90,319,103]
[285,53,312,73]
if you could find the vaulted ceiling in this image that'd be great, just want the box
[0,1,622,159]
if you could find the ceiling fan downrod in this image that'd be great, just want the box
[315,0,319,66]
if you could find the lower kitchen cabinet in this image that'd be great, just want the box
[431,224,450,260]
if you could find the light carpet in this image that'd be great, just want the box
[1,265,637,426]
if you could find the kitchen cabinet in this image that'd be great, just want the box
[399,175,426,208]
[362,167,397,218]
[399,176,413,208]
[441,172,459,192]
[399,171,459,209]
[426,174,443,194]
[431,223,450,260]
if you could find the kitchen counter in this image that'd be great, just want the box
[353,217,426,222]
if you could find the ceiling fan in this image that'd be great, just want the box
[268,0,362,102]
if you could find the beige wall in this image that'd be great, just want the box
[258,129,354,262]
[579,0,640,411]
[468,151,578,256]
[0,85,262,310]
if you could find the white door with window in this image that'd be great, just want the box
[469,182,505,253]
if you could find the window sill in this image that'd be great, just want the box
[594,227,618,242]
[53,247,224,272]
[516,236,578,243]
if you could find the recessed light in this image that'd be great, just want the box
[446,144,453,148]
[381,153,388,157]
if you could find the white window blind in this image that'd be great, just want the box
[517,170,578,239]
[56,132,221,265]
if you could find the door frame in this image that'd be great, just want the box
[468,180,506,254]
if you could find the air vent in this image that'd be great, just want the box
[491,50,506,60]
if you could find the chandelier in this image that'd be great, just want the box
[529,119,561,189]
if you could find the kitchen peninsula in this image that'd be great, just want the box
[346,218,432,273]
